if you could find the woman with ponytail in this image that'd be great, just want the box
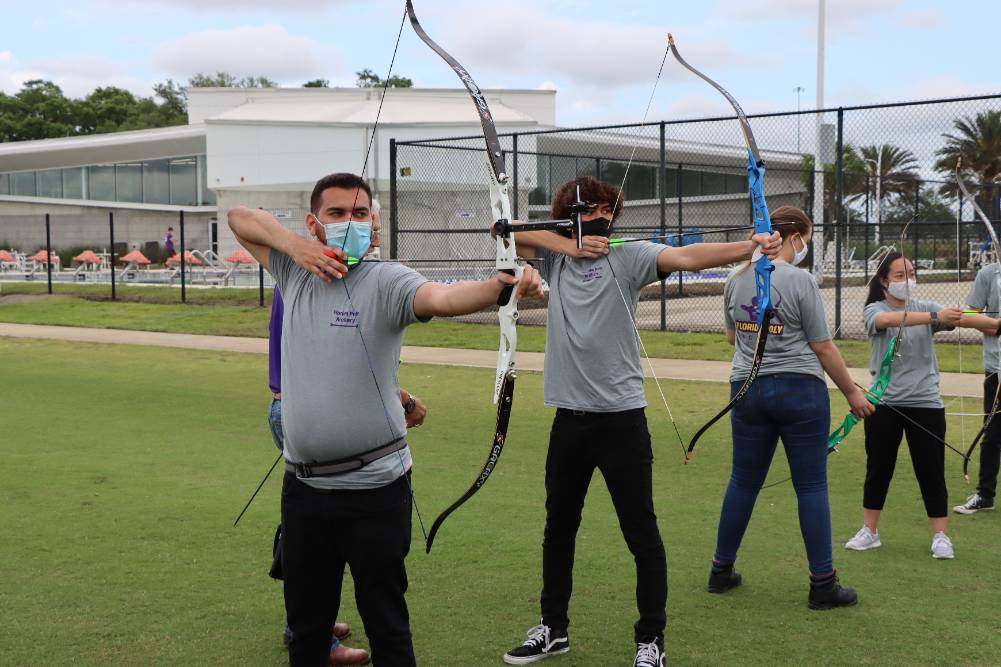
[710,206,874,610]
[845,252,987,559]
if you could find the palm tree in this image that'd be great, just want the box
[934,110,1001,220]
[858,144,920,209]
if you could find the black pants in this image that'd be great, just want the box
[540,408,667,642]
[862,404,948,518]
[978,372,1001,501]
[281,472,415,667]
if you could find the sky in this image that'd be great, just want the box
[1,0,998,128]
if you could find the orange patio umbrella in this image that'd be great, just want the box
[28,250,55,262]
[166,251,202,266]
[119,249,151,265]
[0,250,15,262]
[223,250,257,265]
[72,250,102,264]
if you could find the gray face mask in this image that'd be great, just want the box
[886,279,917,300]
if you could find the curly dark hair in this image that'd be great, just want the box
[549,176,625,222]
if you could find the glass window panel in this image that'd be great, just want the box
[602,161,626,192]
[142,159,170,204]
[36,169,62,198]
[682,170,701,197]
[575,158,597,179]
[11,172,36,196]
[88,165,115,201]
[626,164,656,200]
[702,172,726,196]
[548,156,576,195]
[664,168,678,198]
[116,163,142,203]
[169,157,197,205]
[198,155,215,205]
[62,168,83,199]
[0,174,9,195]
[530,155,551,206]
[726,174,747,194]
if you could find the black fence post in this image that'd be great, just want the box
[179,209,186,303]
[512,133,519,221]
[109,212,116,301]
[864,174,870,284]
[834,108,844,338]
[659,121,667,331]
[389,138,398,259]
[676,164,684,297]
[44,213,52,294]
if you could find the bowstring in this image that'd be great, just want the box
[596,39,688,460]
[335,6,429,541]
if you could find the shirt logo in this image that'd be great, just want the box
[330,308,360,328]
[582,265,603,284]
[736,290,785,336]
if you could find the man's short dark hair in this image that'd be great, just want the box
[310,173,372,214]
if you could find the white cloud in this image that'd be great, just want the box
[434,4,748,91]
[0,55,151,98]
[716,0,904,29]
[151,25,342,84]
[98,0,353,11]
[536,80,558,91]
[0,51,11,65]
[898,9,945,30]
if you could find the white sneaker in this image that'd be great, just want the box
[845,525,881,551]
[931,532,955,559]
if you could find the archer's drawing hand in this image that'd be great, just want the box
[574,235,609,259]
[751,231,782,260]
[937,308,963,326]
[847,388,876,419]
[290,237,348,282]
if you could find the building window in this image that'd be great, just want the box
[11,172,36,196]
[198,155,215,205]
[0,173,10,195]
[116,162,143,203]
[88,165,115,201]
[142,159,170,204]
[62,168,84,199]
[169,157,197,205]
[36,169,62,198]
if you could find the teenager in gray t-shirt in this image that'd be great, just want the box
[228,173,543,666]
[955,263,1001,514]
[501,176,783,664]
[711,206,871,610]
[844,252,984,560]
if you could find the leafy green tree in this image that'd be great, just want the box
[303,79,329,88]
[355,68,413,88]
[0,80,79,141]
[934,110,1001,220]
[188,72,277,88]
[858,144,920,210]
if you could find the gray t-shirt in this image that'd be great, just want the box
[270,250,427,490]
[724,262,829,382]
[537,242,665,411]
[967,263,1001,373]
[863,299,949,408]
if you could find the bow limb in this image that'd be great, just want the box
[668,35,775,459]
[407,0,518,552]
[956,158,1001,479]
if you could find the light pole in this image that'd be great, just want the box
[794,86,805,153]
[864,152,882,244]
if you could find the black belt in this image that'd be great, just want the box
[285,437,407,478]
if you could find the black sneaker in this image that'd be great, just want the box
[707,562,742,594]
[954,493,995,514]
[502,623,569,664]
[633,636,665,667]
[808,571,858,610]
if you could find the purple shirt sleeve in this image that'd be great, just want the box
[268,288,283,394]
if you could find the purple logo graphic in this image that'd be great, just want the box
[330,308,360,328]
[582,265,603,284]
[736,289,785,335]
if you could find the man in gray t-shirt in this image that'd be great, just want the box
[230,172,542,666]
[501,176,780,666]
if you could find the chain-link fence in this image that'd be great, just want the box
[390,94,1001,340]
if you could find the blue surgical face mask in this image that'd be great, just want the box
[322,221,372,263]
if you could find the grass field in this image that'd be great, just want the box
[0,294,990,374]
[2,337,999,666]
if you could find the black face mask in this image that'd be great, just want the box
[578,217,613,238]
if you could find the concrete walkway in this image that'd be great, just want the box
[0,322,984,398]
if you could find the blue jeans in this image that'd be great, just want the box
[714,374,834,575]
[270,398,342,652]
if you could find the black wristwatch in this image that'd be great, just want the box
[929,310,937,323]
[404,395,417,415]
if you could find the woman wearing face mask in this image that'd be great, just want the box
[709,206,874,610]
[844,252,975,559]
